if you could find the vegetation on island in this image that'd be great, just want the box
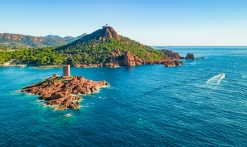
[0,47,64,65]
[57,37,166,65]
[0,27,167,66]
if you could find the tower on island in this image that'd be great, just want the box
[63,65,70,77]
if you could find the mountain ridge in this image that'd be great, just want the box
[0,33,80,48]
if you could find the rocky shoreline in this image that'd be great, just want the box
[21,75,110,110]
[1,50,199,68]
[76,50,187,68]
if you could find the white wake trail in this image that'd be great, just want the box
[217,74,225,85]
[206,74,221,84]
[206,73,225,84]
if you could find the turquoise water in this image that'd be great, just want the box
[1,47,247,146]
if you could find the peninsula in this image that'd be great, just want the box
[22,65,110,110]
[0,25,186,67]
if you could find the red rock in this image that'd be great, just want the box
[185,53,195,60]
[104,50,185,68]
[75,63,104,68]
[53,73,59,78]
[103,27,121,40]
[22,76,109,110]
[162,49,182,59]
[134,56,143,65]
[164,61,176,67]
[174,60,183,66]
[123,51,139,66]
[107,50,122,67]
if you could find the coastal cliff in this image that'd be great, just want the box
[76,50,183,68]
[22,75,109,110]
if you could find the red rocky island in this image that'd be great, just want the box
[22,65,109,110]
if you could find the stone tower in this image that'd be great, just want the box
[63,65,70,77]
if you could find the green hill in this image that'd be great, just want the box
[0,26,168,66]
[56,26,166,65]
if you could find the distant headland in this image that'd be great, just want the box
[0,33,86,48]
[0,24,197,68]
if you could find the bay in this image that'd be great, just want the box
[0,47,247,146]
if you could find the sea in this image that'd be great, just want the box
[0,47,247,147]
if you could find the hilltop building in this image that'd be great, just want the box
[102,23,108,29]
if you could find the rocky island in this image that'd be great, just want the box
[22,66,109,110]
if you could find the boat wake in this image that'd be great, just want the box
[64,113,72,117]
[206,73,225,85]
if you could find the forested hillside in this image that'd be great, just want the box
[0,26,167,66]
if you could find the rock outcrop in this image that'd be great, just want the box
[103,27,120,40]
[76,50,184,68]
[185,53,195,60]
[123,51,138,66]
[163,60,183,67]
[22,76,110,110]
[162,49,182,60]
[196,57,204,59]
[75,63,103,68]
[121,51,184,67]
[112,51,183,67]
[77,26,121,43]
[107,50,122,67]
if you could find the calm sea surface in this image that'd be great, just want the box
[0,47,247,146]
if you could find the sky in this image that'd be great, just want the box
[0,0,247,46]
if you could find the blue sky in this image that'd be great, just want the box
[0,0,247,46]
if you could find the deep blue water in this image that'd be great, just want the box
[1,47,247,146]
